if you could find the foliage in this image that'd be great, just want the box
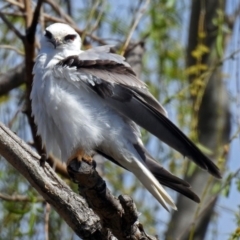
[0,0,239,239]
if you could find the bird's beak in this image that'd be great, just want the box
[49,38,62,48]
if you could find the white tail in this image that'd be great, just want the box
[131,160,177,211]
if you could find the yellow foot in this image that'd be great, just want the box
[82,154,93,163]
[67,149,93,166]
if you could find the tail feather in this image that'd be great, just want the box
[145,155,200,203]
[131,160,177,211]
[97,146,199,209]
[134,144,200,203]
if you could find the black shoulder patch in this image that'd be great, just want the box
[90,80,133,102]
[57,55,136,76]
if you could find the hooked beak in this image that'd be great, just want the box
[49,38,62,48]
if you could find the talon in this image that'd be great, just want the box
[67,149,92,166]
[40,153,47,167]
[82,154,93,164]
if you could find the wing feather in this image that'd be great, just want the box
[55,46,221,179]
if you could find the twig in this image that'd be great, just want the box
[0,193,44,202]
[6,0,24,9]
[27,0,44,43]
[89,10,104,33]
[0,64,25,96]
[44,203,51,240]
[43,14,107,45]
[0,11,26,17]
[178,196,218,240]
[188,176,214,240]
[217,47,240,66]
[179,166,240,240]
[23,0,32,28]
[225,3,240,29]
[0,44,24,55]
[228,126,240,143]
[44,0,75,25]
[120,0,150,55]
[0,3,11,11]
[80,0,100,44]
[44,2,107,45]
[0,11,24,41]
[163,47,240,105]
[66,1,72,17]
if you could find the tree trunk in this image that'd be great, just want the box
[165,0,231,239]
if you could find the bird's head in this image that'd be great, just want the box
[40,23,82,53]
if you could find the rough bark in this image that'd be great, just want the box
[0,122,157,239]
[0,122,109,239]
[165,1,231,239]
[68,159,157,240]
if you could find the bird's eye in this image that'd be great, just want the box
[44,30,52,39]
[64,34,77,41]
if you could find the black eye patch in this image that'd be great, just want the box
[44,30,52,39]
[64,34,77,41]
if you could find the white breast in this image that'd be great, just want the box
[31,54,106,160]
[31,53,141,162]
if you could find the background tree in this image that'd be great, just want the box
[0,0,239,239]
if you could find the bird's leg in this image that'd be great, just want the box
[82,154,93,163]
[67,149,95,184]
[40,153,47,167]
[67,149,93,166]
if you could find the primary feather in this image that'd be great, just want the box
[31,23,221,211]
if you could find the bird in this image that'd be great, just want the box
[31,23,221,211]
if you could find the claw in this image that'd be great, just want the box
[67,149,93,166]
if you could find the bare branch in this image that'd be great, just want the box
[0,122,158,239]
[27,0,44,43]
[0,122,110,239]
[44,0,75,25]
[120,0,150,56]
[23,0,32,28]
[66,0,72,17]
[0,11,24,41]
[6,0,24,9]
[44,203,51,240]
[225,3,240,30]
[43,13,107,45]
[42,1,107,45]
[0,44,24,55]
[0,11,25,17]
[0,193,44,202]
[0,64,25,96]
[68,159,158,240]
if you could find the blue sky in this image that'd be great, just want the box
[0,0,240,239]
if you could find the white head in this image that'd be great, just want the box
[40,23,82,53]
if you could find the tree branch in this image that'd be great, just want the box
[44,0,75,25]
[27,0,44,43]
[0,11,24,41]
[0,193,43,202]
[0,44,24,55]
[0,122,110,239]
[0,122,157,239]
[68,159,157,240]
[120,0,149,56]
[0,64,25,96]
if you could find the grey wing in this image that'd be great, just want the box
[57,47,168,116]
[56,47,221,179]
